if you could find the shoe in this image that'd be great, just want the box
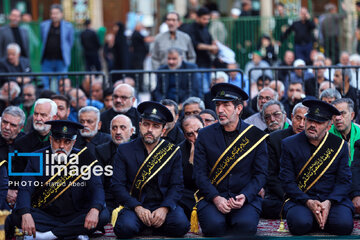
[77,235,89,240]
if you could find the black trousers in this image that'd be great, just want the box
[6,207,109,240]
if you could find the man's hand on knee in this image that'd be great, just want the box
[151,207,169,228]
[228,194,246,209]
[319,200,331,230]
[135,206,152,227]
[7,189,17,206]
[352,196,360,214]
[306,199,323,227]
[21,213,36,238]
[213,196,231,214]
[84,208,100,230]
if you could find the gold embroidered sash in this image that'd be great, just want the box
[297,132,344,193]
[195,125,268,202]
[130,139,179,200]
[31,147,99,208]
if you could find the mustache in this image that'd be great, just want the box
[144,133,154,138]
[269,121,279,127]
[81,127,91,132]
[307,126,317,132]
[34,120,44,125]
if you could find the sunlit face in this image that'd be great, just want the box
[263,104,286,132]
[257,89,275,111]
[79,111,100,138]
[50,8,63,23]
[9,9,21,26]
[50,136,75,156]
[305,118,330,141]
[111,116,133,145]
[33,103,53,133]
[287,83,303,99]
[139,119,165,145]
[183,118,203,144]
[53,99,69,120]
[167,52,180,69]
[200,113,217,127]
[91,83,103,101]
[7,48,19,65]
[1,113,22,141]
[333,70,344,89]
[332,102,354,134]
[166,13,179,32]
[23,86,36,107]
[291,108,307,134]
[112,86,134,113]
[104,95,113,110]
[215,101,242,126]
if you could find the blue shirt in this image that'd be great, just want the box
[228,73,250,95]
[68,99,104,122]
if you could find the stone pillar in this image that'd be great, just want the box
[90,0,104,29]
[174,0,187,17]
[260,0,273,35]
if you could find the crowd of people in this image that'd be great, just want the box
[1,1,360,239]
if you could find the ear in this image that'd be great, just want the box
[98,121,102,130]
[161,126,166,136]
[351,111,355,121]
[175,114,179,122]
[52,114,58,120]
[236,103,243,114]
[131,97,136,105]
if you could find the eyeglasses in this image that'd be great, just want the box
[23,93,34,97]
[185,128,200,138]
[258,96,272,101]
[264,111,283,121]
[113,95,132,101]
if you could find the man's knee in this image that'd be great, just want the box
[327,217,353,235]
[113,219,139,239]
[200,217,227,237]
[232,218,258,235]
[286,211,313,235]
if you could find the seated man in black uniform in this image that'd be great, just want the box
[279,100,354,235]
[6,120,109,240]
[111,101,189,239]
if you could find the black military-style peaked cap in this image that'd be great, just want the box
[45,120,84,140]
[303,99,341,122]
[211,83,249,102]
[137,101,173,124]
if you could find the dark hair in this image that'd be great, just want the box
[200,109,217,120]
[332,98,355,113]
[196,7,210,17]
[160,99,179,115]
[50,4,63,13]
[166,12,180,21]
[103,88,114,98]
[39,90,56,99]
[84,19,91,26]
[181,114,204,132]
[51,94,70,109]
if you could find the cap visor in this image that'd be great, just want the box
[51,133,77,140]
[305,113,329,123]
[212,97,235,102]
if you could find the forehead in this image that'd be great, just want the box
[334,102,348,111]
[24,86,35,93]
[35,102,51,112]
[184,103,200,111]
[259,89,274,97]
[114,86,131,95]
[10,10,21,16]
[289,83,302,89]
[167,13,178,20]
[2,113,21,122]
[183,118,203,129]
[112,116,130,126]
[80,111,97,119]
[264,104,281,113]
[168,52,179,58]
[51,8,62,14]
[53,99,66,106]
[200,113,214,119]
[294,107,307,116]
